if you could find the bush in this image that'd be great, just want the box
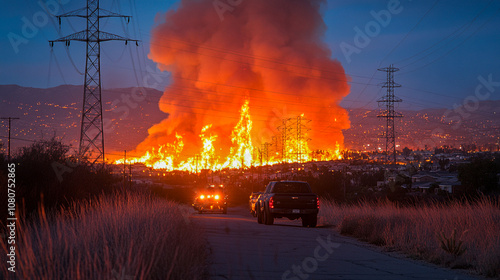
[0,139,120,222]
[0,193,207,279]
[320,197,500,277]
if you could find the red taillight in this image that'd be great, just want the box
[269,197,274,209]
[316,197,320,209]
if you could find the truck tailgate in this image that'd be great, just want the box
[273,194,317,209]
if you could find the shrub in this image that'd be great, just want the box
[320,197,500,277]
[0,138,120,222]
[0,193,207,279]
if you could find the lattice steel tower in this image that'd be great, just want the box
[50,0,138,165]
[377,64,402,164]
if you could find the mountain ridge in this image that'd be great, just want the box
[1,85,499,154]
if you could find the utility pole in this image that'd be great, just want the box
[0,117,20,161]
[195,154,200,174]
[343,165,348,200]
[123,150,126,189]
[297,116,301,164]
[49,0,139,166]
[377,64,402,164]
[258,147,263,166]
[129,162,132,187]
[272,136,278,161]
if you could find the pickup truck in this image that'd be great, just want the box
[256,181,319,227]
[249,191,263,217]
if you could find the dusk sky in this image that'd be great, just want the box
[1,0,499,110]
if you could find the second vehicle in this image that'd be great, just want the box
[193,184,228,214]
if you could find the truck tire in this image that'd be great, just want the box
[263,207,274,225]
[309,214,317,228]
[302,214,317,227]
[301,215,309,227]
[257,205,263,224]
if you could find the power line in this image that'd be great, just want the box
[147,39,379,88]
[395,0,495,69]
[0,136,36,143]
[379,0,440,66]
[399,7,500,75]
[146,31,386,82]
[49,0,139,166]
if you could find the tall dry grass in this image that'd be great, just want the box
[319,198,500,278]
[0,193,207,279]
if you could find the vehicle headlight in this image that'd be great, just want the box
[215,195,220,200]
[200,195,205,199]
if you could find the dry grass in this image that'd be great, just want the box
[319,198,500,278]
[0,193,207,280]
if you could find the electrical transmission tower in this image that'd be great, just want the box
[49,0,138,165]
[294,115,311,163]
[377,64,402,164]
[261,142,271,165]
[277,118,292,163]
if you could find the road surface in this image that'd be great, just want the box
[192,206,483,280]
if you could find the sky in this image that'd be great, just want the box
[1,0,499,111]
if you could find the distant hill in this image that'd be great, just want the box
[344,100,500,151]
[1,85,499,155]
[0,84,167,155]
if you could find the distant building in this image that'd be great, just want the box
[438,179,462,194]
[411,171,461,194]
[413,182,434,193]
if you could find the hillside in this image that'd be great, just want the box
[0,85,167,155]
[1,85,499,154]
[344,101,500,151]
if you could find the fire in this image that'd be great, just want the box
[115,0,351,172]
[115,100,344,172]
[198,124,218,170]
[115,133,184,171]
[222,100,253,169]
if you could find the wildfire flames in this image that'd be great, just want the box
[115,0,350,172]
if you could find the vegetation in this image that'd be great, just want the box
[458,155,500,195]
[0,193,207,279]
[0,138,119,222]
[320,198,500,277]
[0,139,209,279]
[438,229,467,257]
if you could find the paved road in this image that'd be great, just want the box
[192,206,483,280]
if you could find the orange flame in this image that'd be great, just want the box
[222,100,253,169]
[114,0,350,172]
[115,100,343,172]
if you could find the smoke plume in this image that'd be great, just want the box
[135,0,350,159]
